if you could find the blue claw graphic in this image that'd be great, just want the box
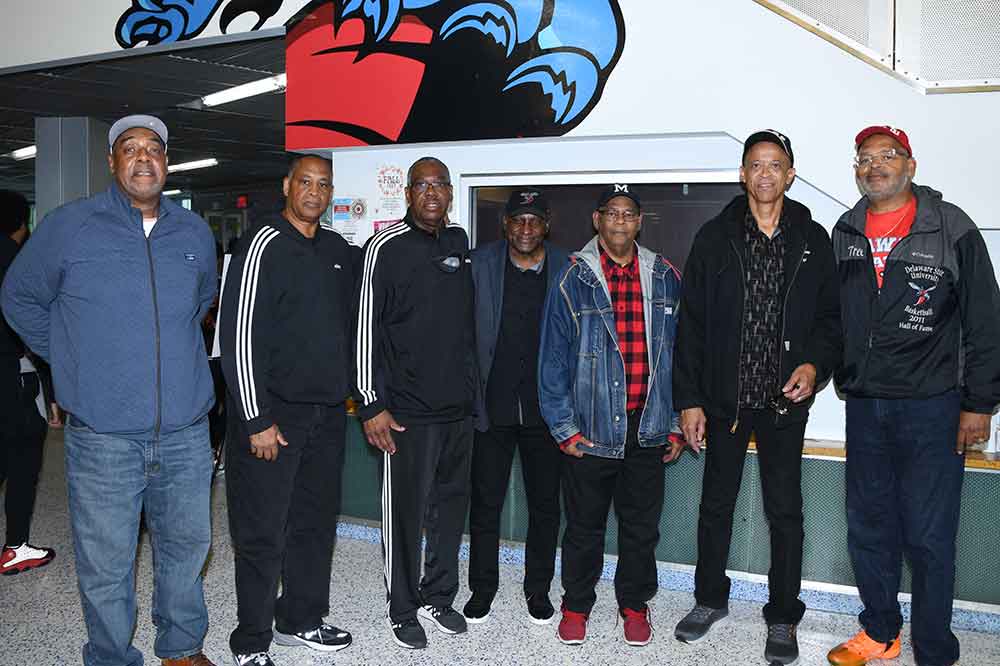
[440,4,517,57]
[116,0,223,46]
[503,51,599,125]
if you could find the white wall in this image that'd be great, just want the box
[321,0,1000,443]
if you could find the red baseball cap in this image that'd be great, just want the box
[855,126,913,157]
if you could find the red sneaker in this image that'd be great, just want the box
[622,607,653,646]
[557,606,589,645]
[1,543,55,575]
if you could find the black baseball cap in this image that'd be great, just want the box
[505,189,550,218]
[742,129,794,166]
[596,184,641,210]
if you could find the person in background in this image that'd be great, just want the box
[0,188,55,576]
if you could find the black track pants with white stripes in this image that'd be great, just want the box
[381,418,473,623]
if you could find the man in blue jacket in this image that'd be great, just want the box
[464,189,569,625]
[1,115,218,666]
[538,184,683,648]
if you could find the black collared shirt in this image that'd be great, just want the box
[739,207,786,409]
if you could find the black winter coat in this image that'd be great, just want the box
[673,195,842,429]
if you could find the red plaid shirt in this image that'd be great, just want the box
[599,245,649,411]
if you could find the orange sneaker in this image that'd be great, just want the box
[827,630,901,665]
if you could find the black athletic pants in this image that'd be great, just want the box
[381,418,473,622]
[560,414,665,614]
[226,397,346,654]
[468,424,561,600]
[695,409,807,625]
[0,355,47,547]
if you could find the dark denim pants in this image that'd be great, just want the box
[846,391,964,666]
[65,415,212,666]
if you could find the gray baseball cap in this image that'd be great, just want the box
[108,114,168,151]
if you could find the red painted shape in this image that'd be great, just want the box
[285,4,432,150]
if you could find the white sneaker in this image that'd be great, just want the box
[1,543,55,575]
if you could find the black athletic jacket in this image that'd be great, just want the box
[833,184,1000,413]
[353,213,476,425]
[673,195,842,428]
[220,214,356,434]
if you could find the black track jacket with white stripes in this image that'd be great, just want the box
[353,213,476,425]
[220,214,356,434]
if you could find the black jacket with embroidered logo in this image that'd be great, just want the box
[220,214,356,434]
[832,184,1000,412]
[352,213,476,425]
[673,195,842,428]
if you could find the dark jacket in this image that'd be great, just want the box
[673,195,841,429]
[352,214,476,425]
[832,184,1000,412]
[0,235,22,359]
[1,183,217,436]
[219,214,356,434]
[470,239,570,432]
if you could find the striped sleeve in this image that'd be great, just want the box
[353,222,408,421]
[220,225,280,434]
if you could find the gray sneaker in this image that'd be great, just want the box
[674,604,729,643]
[765,623,799,665]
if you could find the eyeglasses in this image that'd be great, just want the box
[599,208,640,222]
[410,180,452,194]
[431,252,465,274]
[853,148,908,170]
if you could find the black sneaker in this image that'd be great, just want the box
[388,617,427,649]
[232,653,275,666]
[526,593,555,625]
[273,623,352,652]
[765,623,799,665]
[462,593,493,624]
[418,604,468,634]
[674,604,729,643]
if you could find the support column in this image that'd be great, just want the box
[34,117,111,220]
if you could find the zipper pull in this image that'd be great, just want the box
[730,417,739,434]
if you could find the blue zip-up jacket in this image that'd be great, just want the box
[1,184,217,436]
[538,237,681,459]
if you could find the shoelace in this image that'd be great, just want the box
[687,605,717,622]
[844,632,884,653]
[238,654,270,666]
[768,624,795,641]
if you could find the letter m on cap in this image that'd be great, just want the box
[615,184,629,193]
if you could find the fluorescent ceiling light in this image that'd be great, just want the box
[168,158,218,173]
[199,73,286,108]
[6,145,37,160]
[162,189,182,196]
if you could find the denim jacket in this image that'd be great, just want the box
[538,237,681,459]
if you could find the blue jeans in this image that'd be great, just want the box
[845,391,964,666]
[65,416,212,666]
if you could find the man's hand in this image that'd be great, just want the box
[48,403,64,428]
[249,424,288,462]
[956,411,992,455]
[782,363,817,403]
[562,436,595,458]
[364,409,406,454]
[680,407,706,453]
[662,434,686,463]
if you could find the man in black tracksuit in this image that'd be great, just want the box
[672,131,841,665]
[828,126,1000,666]
[353,156,476,650]
[220,156,355,666]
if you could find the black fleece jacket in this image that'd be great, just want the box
[673,195,842,428]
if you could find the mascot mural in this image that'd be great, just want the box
[116,1,626,148]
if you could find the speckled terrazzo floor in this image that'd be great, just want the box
[3,431,1000,666]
